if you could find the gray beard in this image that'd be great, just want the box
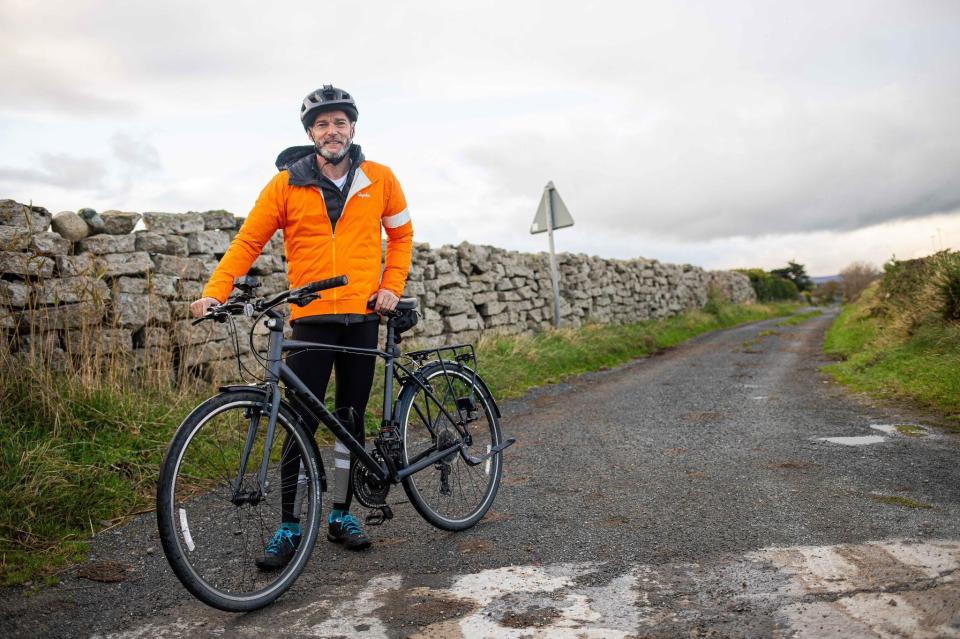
[317,137,352,163]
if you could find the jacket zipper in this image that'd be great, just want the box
[314,185,337,313]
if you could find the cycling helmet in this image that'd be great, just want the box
[300,85,358,129]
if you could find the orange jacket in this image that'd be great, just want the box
[202,150,413,322]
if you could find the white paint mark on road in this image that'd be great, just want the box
[301,574,401,638]
[446,563,643,638]
[102,539,960,639]
[870,424,898,435]
[818,435,887,446]
[754,539,960,639]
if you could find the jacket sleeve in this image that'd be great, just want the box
[202,173,287,302]
[379,168,413,297]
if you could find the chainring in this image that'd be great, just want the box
[351,452,391,508]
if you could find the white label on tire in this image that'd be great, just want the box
[179,508,195,552]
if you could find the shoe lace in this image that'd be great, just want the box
[338,513,363,536]
[265,527,294,554]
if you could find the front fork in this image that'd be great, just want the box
[232,317,286,504]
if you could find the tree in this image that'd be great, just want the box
[770,261,814,292]
[811,280,841,304]
[839,261,881,302]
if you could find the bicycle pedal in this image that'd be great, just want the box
[365,505,394,526]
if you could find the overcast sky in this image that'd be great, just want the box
[2,0,958,275]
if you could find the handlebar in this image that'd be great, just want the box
[192,275,349,324]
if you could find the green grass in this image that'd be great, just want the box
[823,283,960,422]
[871,494,932,509]
[0,373,203,586]
[895,424,927,438]
[1,300,797,587]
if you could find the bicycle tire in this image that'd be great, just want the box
[156,390,321,612]
[397,363,503,530]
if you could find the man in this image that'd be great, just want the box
[191,85,413,569]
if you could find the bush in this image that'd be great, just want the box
[737,269,800,302]
[935,252,960,321]
[876,250,960,333]
[839,261,881,302]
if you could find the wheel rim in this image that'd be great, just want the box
[403,370,501,525]
[166,399,317,603]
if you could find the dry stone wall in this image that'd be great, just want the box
[0,198,754,383]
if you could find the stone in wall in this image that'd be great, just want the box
[78,208,106,235]
[163,235,190,256]
[0,200,51,231]
[78,234,136,255]
[153,254,206,279]
[143,212,204,235]
[0,251,55,278]
[200,210,236,230]
[16,299,104,331]
[96,252,154,277]
[50,211,89,241]
[55,254,96,277]
[187,230,231,255]
[29,232,71,256]
[34,276,110,305]
[101,211,141,235]
[112,293,171,331]
[134,231,167,253]
[0,281,30,307]
[0,225,32,250]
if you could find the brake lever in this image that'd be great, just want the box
[291,293,320,308]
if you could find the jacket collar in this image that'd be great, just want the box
[281,144,366,188]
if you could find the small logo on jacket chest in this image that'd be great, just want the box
[357,193,371,199]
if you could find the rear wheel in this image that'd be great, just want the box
[156,390,321,611]
[398,364,502,530]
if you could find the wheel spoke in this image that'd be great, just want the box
[158,394,321,610]
[402,367,502,529]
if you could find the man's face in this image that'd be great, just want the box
[307,110,355,162]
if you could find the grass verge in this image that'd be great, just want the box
[823,282,960,429]
[1,300,797,587]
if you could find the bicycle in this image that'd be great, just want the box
[156,275,514,611]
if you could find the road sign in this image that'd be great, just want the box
[530,181,574,234]
[529,182,574,328]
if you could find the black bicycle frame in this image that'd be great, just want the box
[242,311,469,495]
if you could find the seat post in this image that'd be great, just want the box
[382,319,398,423]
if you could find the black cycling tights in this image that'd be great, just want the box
[280,320,379,523]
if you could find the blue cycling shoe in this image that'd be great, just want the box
[327,512,371,551]
[255,525,301,572]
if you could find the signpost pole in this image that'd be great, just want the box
[545,185,561,327]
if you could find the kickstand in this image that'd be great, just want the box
[365,505,394,526]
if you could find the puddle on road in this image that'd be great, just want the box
[818,435,887,446]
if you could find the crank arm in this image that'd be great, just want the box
[462,437,516,466]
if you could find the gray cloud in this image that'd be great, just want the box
[0,152,108,190]
[111,132,161,173]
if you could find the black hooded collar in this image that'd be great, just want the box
[276,144,366,189]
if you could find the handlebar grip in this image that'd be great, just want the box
[302,275,348,294]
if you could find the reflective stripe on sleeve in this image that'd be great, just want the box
[382,208,411,229]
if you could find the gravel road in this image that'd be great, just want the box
[2,308,958,638]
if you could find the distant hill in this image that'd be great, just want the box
[811,275,841,284]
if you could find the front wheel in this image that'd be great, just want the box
[156,390,322,612]
[397,363,503,530]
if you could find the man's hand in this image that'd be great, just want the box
[190,297,221,319]
[368,289,399,313]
